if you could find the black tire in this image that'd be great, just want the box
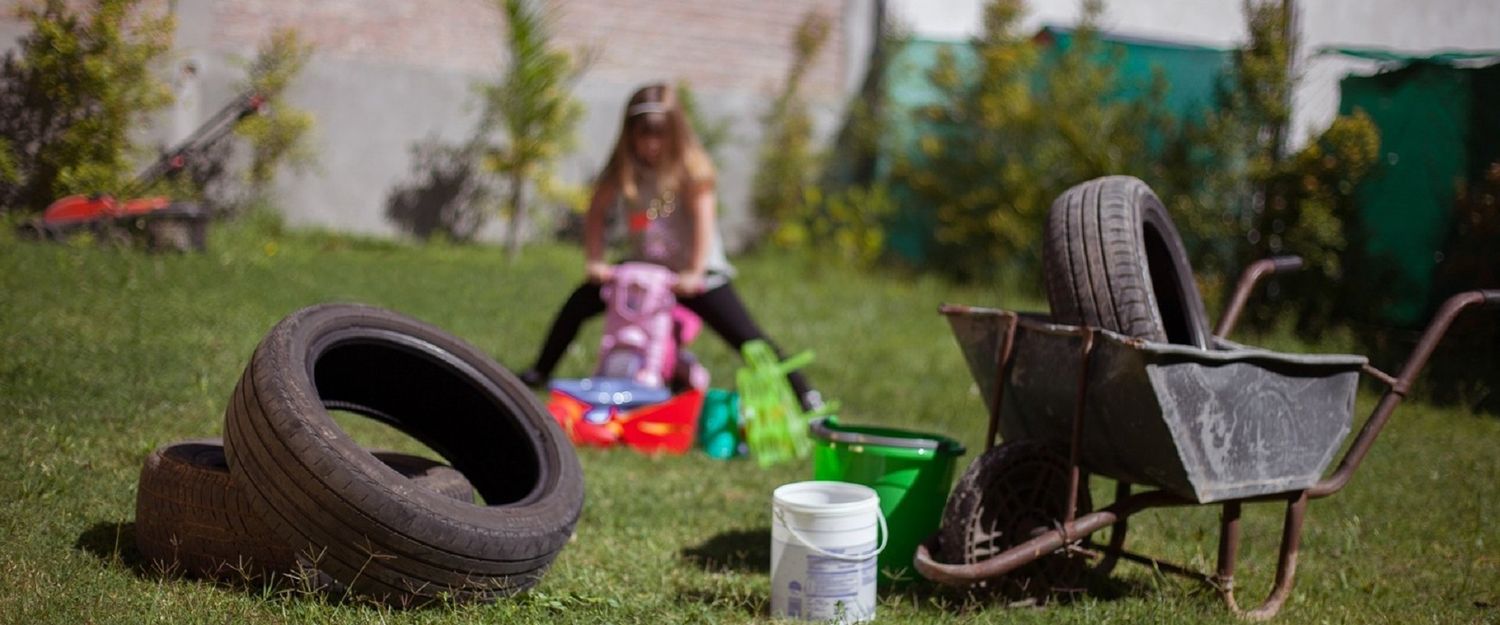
[1042,176,1212,349]
[223,303,584,605]
[135,439,474,581]
[938,440,1090,600]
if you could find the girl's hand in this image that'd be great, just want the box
[674,270,706,296]
[586,261,614,284]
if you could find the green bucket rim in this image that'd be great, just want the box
[810,417,966,457]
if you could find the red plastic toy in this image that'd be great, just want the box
[548,386,704,454]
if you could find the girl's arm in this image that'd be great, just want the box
[583,179,618,283]
[679,181,714,295]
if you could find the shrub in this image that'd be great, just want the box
[0,0,174,213]
[751,10,890,268]
[750,11,831,247]
[235,27,316,192]
[894,0,1174,283]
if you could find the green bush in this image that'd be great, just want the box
[1195,1,1381,331]
[774,184,894,269]
[236,27,316,191]
[0,0,174,212]
[752,10,890,268]
[750,10,831,246]
[893,0,1175,283]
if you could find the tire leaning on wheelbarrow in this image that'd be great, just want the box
[223,303,584,605]
[1043,176,1213,349]
[135,438,476,581]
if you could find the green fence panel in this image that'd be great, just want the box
[1340,63,1472,325]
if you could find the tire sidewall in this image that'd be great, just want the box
[233,303,583,559]
[1133,183,1212,349]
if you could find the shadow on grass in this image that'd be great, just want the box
[75,519,557,611]
[75,519,293,600]
[679,527,771,574]
[74,520,150,576]
[674,527,1168,617]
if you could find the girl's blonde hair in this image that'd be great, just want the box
[600,83,715,202]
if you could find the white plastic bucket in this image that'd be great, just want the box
[771,481,887,623]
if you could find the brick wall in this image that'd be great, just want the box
[193,0,846,96]
[553,0,846,100]
[209,0,503,73]
[0,0,867,242]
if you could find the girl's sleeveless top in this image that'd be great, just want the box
[610,172,734,289]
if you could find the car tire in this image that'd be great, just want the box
[1042,175,1212,348]
[134,439,474,581]
[223,303,584,605]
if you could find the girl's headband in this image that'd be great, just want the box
[626,102,669,117]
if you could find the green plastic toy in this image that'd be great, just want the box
[735,340,837,467]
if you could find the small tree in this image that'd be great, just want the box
[481,0,583,262]
[236,27,316,192]
[750,10,832,246]
[173,27,316,214]
[0,0,174,212]
[1191,0,1380,331]
[895,0,1174,281]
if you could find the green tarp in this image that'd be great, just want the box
[1337,54,1500,324]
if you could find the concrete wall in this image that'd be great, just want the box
[0,0,873,248]
[890,0,1500,149]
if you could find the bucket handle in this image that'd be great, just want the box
[774,506,889,562]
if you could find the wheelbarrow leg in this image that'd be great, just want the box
[1219,492,1309,621]
[1092,481,1131,577]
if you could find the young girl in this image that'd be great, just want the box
[520,83,820,410]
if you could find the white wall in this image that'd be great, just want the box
[889,0,1500,149]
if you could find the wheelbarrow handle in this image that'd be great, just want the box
[1312,288,1496,498]
[1392,290,1495,391]
[1269,255,1305,273]
[1214,256,1305,339]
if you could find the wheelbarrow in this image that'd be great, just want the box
[914,257,1500,620]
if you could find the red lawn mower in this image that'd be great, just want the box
[18,91,266,251]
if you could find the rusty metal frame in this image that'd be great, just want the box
[917,255,1499,620]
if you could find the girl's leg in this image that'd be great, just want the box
[679,283,818,409]
[523,282,606,385]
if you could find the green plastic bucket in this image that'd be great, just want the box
[810,417,966,582]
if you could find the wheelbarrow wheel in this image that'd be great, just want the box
[938,439,1091,600]
[1043,176,1213,349]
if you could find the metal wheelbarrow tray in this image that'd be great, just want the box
[915,257,1500,620]
[946,308,1365,503]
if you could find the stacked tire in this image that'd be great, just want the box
[136,304,585,606]
[136,439,476,581]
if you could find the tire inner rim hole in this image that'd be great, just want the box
[313,339,542,506]
[1143,225,1197,346]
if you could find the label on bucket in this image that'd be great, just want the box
[772,540,877,623]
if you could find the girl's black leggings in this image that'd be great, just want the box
[528,281,813,401]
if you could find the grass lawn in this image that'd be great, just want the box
[1,216,1496,624]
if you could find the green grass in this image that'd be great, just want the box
[1,217,1496,624]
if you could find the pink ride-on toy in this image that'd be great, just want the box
[595,262,710,391]
[548,262,710,453]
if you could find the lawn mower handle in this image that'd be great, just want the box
[1215,255,1304,339]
